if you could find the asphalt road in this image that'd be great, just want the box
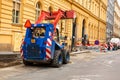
[0,50,120,80]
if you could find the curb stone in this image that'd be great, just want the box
[70,50,91,56]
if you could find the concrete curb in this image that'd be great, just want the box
[70,50,91,56]
[0,52,21,68]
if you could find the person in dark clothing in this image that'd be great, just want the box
[82,38,85,46]
[107,42,110,50]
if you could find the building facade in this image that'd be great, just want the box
[69,0,107,45]
[106,0,115,41]
[0,0,107,52]
[113,0,120,38]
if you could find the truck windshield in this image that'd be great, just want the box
[32,27,46,38]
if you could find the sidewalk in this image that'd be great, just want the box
[0,52,21,68]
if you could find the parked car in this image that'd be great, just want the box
[110,38,120,50]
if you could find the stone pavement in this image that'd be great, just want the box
[0,50,102,68]
[70,50,90,56]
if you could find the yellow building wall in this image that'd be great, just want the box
[0,0,107,52]
[69,0,107,44]
[0,0,12,51]
[0,35,12,51]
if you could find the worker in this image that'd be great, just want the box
[33,27,45,38]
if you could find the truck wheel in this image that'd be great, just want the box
[23,59,33,66]
[52,50,63,67]
[62,50,70,64]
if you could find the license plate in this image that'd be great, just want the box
[31,39,35,43]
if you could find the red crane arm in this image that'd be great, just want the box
[35,9,75,32]
[35,10,50,24]
[52,10,64,31]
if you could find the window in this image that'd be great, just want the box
[88,0,91,10]
[32,27,46,38]
[35,2,41,20]
[82,0,84,6]
[95,4,96,14]
[92,2,94,12]
[12,0,21,23]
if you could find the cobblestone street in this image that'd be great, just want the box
[0,50,120,80]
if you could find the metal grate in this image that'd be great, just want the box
[27,44,40,58]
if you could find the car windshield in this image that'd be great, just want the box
[32,27,46,38]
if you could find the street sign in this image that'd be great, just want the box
[94,40,99,45]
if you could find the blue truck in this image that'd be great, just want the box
[20,9,75,67]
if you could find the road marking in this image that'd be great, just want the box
[79,78,91,80]
[108,61,113,64]
[71,78,91,80]
[71,79,79,80]
[71,75,101,80]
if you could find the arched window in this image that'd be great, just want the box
[35,2,41,20]
[12,0,21,23]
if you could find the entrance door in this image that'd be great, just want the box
[82,19,86,45]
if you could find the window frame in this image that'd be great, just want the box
[35,2,41,21]
[12,0,21,23]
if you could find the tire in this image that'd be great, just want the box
[23,59,33,66]
[62,50,70,64]
[52,50,63,67]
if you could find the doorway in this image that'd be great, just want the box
[71,18,77,50]
[82,19,86,45]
